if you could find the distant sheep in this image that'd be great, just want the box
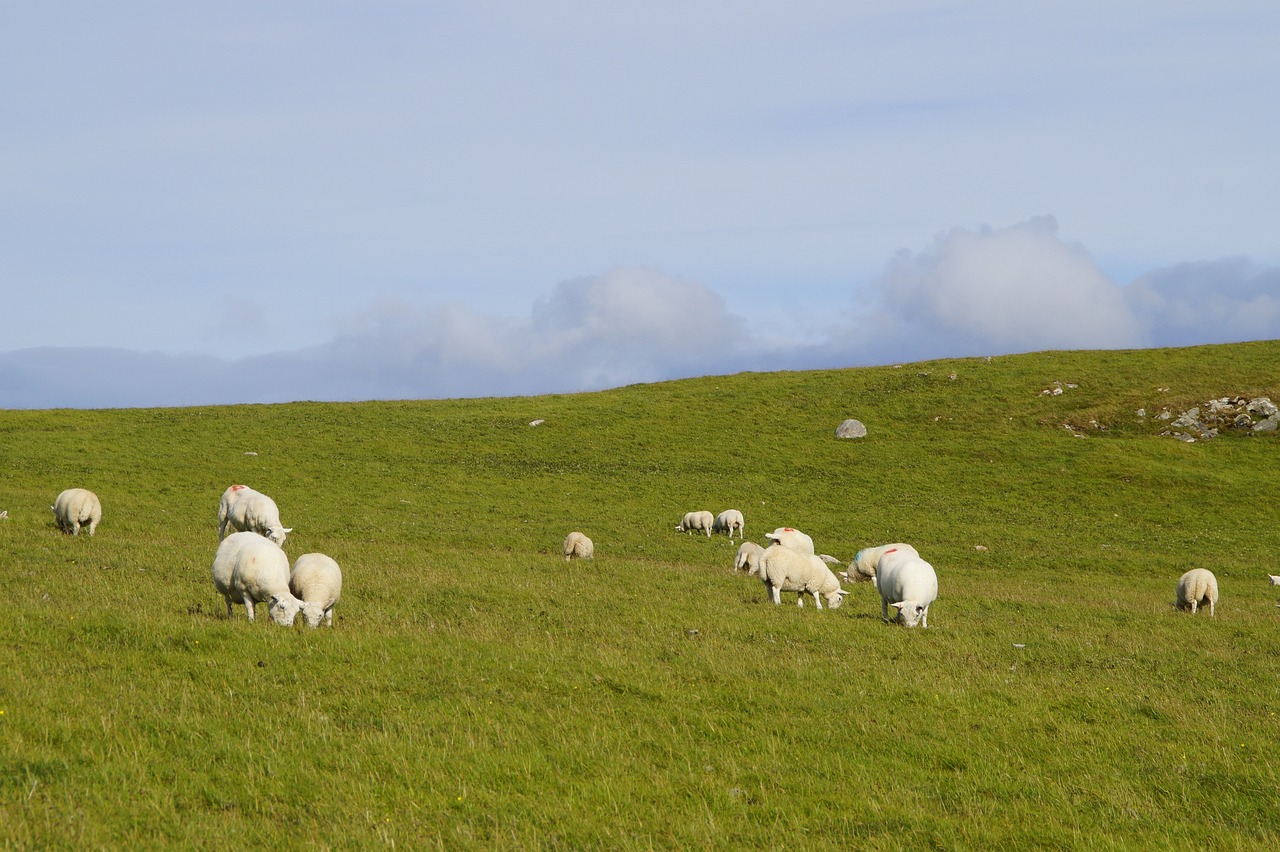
[290,553,343,628]
[563,531,594,561]
[217,484,292,545]
[676,511,715,537]
[713,509,745,540]
[758,543,848,609]
[1175,568,1218,616]
[848,543,919,584]
[877,549,938,628]
[52,488,102,536]
[734,541,765,575]
[764,527,815,556]
[211,531,309,626]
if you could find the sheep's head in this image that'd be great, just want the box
[825,589,849,610]
[299,601,331,628]
[1269,574,1280,586]
[891,600,928,627]
[268,595,303,626]
[268,526,293,546]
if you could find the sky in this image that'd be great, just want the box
[2,1,1278,408]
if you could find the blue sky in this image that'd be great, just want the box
[2,1,1278,408]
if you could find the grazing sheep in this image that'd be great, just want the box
[734,540,765,575]
[52,488,102,536]
[758,543,848,609]
[764,527,815,556]
[848,543,920,584]
[1175,568,1218,616]
[713,509,745,540]
[877,548,938,628]
[563,531,594,561]
[676,511,715,537]
[290,553,343,628]
[211,531,307,626]
[217,484,292,545]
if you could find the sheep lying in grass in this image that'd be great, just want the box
[713,509,745,540]
[676,511,715,537]
[877,548,938,627]
[734,541,765,575]
[290,553,343,627]
[563,531,594,561]
[847,543,919,584]
[211,531,309,626]
[52,488,102,536]
[217,484,292,545]
[764,527,815,555]
[758,543,848,609]
[1175,568,1218,616]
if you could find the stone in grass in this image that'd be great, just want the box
[835,419,867,439]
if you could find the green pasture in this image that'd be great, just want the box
[2,341,1279,847]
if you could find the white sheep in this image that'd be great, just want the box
[1175,568,1218,616]
[217,484,292,545]
[758,543,848,609]
[848,543,919,584]
[676,511,715,537]
[52,488,102,536]
[290,553,343,628]
[563,531,594,561]
[877,549,938,628]
[764,527,815,555]
[211,531,310,625]
[1268,574,1280,586]
[734,540,765,575]
[713,509,745,540]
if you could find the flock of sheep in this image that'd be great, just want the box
[567,509,1241,626]
[50,484,342,628]
[46,486,1260,628]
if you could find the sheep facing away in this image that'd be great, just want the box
[52,488,102,536]
[876,548,938,628]
[847,543,920,584]
[757,543,848,609]
[676,511,715,537]
[1175,568,1218,616]
[211,531,313,626]
[713,509,745,540]
[290,553,343,627]
[563,531,594,561]
[734,540,765,575]
[217,484,292,545]
[764,527,815,556]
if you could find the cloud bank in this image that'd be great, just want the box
[3,218,1278,409]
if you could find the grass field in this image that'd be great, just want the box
[3,341,1280,848]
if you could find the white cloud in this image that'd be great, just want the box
[1126,259,1280,347]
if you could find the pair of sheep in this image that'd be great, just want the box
[52,488,102,536]
[677,509,744,539]
[218,484,292,545]
[212,531,342,627]
[733,527,848,611]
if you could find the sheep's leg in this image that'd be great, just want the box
[769,583,781,605]
[921,605,929,628]
[812,592,823,610]
[1208,600,1215,617]
[242,596,256,622]
[1190,599,1198,614]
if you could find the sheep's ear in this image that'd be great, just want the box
[891,602,905,611]
[835,589,849,596]
[283,527,294,533]
[269,595,282,607]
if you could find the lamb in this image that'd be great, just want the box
[876,549,938,627]
[733,540,765,575]
[713,509,745,540]
[289,553,343,627]
[676,511,715,537]
[1175,568,1218,616]
[217,484,292,545]
[211,531,310,625]
[848,543,920,584]
[52,488,102,536]
[757,543,848,609]
[764,527,815,556]
[563,531,594,561]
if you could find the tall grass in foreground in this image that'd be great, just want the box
[2,341,1280,847]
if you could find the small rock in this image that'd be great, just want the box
[835,419,867,439]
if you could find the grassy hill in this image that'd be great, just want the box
[2,341,1279,847]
